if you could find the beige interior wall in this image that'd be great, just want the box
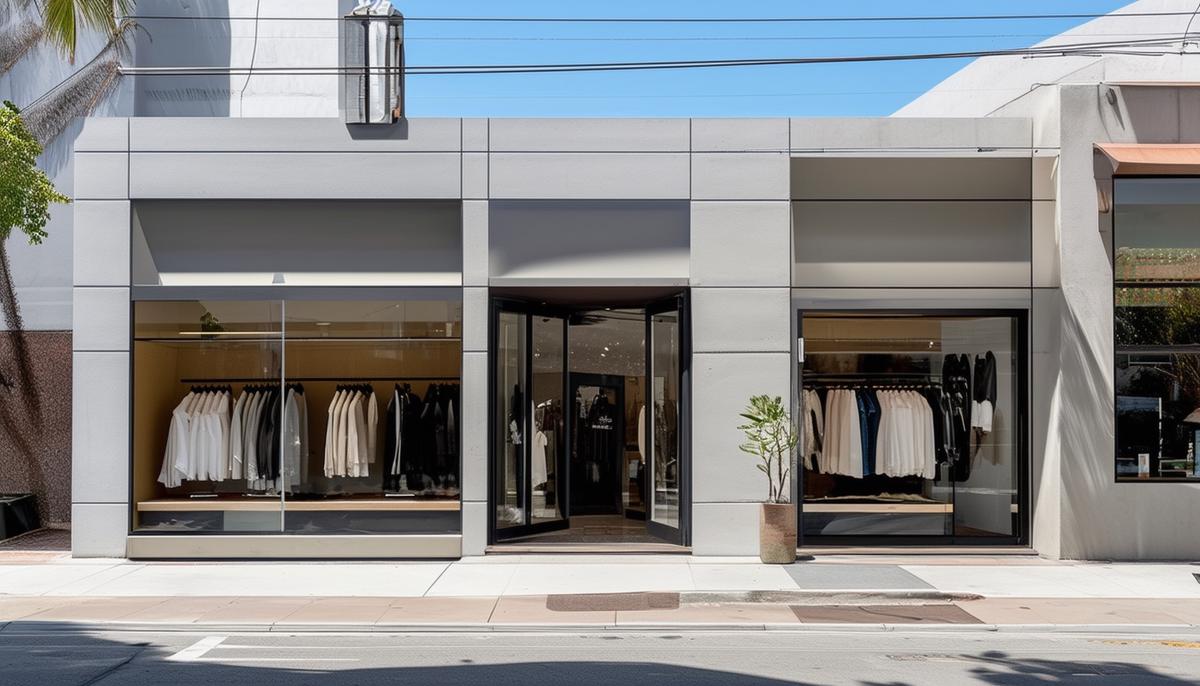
[134,339,463,513]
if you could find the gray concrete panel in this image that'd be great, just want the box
[460,352,488,504]
[75,153,129,200]
[462,118,488,152]
[1033,200,1059,288]
[488,153,690,199]
[129,117,464,152]
[463,287,488,353]
[691,153,790,201]
[462,200,489,287]
[692,352,792,504]
[692,288,791,354]
[690,118,789,152]
[489,200,689,281]
[790,117,1032,151]
[463,152,488,200]
[791,156,1032,200]
[488,118,690,152]
[1033,155,1057,201]
[129,152,461,199]
[71,503,128,557]
[73,287,130,351]
[792,201,1032,288]
[74,117,128,152]
[72,351,130,505]
[1030,287,1062,559]
[690,502,761,555]
[461,500,487,556]
[73,201,131,287]
[690,201,790,287]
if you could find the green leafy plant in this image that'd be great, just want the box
[0,100,69,247]
[737,395,798,504]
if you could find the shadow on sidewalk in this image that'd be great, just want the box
[2,627,1197,685]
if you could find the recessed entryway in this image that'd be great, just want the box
[489,289,690,549]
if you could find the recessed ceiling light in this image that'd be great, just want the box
[316,322,332,327]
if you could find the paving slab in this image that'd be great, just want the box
[192,597,315,624]
[279,596,392,625]
[791,604,982,624]
[23,597,167,622]
[117,596,237,623]
[377,597,498,624]
[784,563,934,590]
[490,595,615,625]
[616,603,799,625]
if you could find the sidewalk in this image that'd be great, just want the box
[2,551,1200,631]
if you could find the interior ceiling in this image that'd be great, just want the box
[533,309,647,379]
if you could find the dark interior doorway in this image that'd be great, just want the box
[490,289,689,548]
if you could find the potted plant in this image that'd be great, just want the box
[738,395,798,564]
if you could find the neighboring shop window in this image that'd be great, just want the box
[800,312,1023,540]
[1115,178,1200,481]
[132,297,463,534]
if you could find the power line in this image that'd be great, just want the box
[126,11,1200,24]
[402,32,1188,42]
[118,35,1200,77]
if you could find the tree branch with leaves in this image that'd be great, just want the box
[738,395,798,505]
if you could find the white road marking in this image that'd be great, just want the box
[167,635,227,662]
[191,658,359,663]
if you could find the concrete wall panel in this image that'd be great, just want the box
[692,288,790,354]
[489,118,689,152]
[488,153,690,199]
[691,153,790,200]
[690,201,790,287]
[73,201,131,287]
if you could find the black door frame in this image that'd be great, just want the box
[644,294,691,546]
[488,291,693,547]
[489,299,573,542]
[795,307,1030,547]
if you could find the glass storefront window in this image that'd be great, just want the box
[132,295,463,535]
[1115,178,1200,482]
[799,312,1023,541]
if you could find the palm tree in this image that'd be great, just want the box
[0,1,131,519]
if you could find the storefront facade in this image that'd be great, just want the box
[70,88,1200,559]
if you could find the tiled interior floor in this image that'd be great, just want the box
[502,515,666,545]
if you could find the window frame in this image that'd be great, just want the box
[1112,175,1200,483]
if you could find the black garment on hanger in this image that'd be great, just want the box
[942,354,973,481]
[973,351,997,409]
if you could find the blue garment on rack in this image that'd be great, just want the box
[862,389,881,476]
[856,392,870,477]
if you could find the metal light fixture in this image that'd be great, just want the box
[341,1,405,124]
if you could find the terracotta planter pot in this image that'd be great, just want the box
[758,502,797,564]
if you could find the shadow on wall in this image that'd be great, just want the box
[7,630,1200,685]
[1057,287,1121,560]
[134,0,233,116]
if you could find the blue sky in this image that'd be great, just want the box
[399,0,1133,116]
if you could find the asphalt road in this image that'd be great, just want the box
[2,628,1200,685]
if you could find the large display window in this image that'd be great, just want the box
[1114,178,1200,481]
[132,293,462,535]
[799,311,1026,543]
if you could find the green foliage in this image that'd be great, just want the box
[737,395,798,504]
[0,101,69,246]
[35,0,133,62]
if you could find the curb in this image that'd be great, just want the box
[680,590,983,605]
[3,620,1199,635]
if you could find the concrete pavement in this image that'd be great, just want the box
[1,552,1199,631]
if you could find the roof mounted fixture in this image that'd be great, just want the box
[341,1,404,124]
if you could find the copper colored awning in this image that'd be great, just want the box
[1095,143,1200,175]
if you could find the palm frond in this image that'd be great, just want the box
[21,36,120,145]
[0,20,44,74]
[36,0,132,62]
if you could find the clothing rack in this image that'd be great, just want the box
[179,376,460,384]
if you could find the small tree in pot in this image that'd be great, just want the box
[738,395,798,564]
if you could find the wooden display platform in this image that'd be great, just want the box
[803,502,953,514]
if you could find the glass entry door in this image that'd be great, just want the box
[492,302,569,541]
[645,296,688,545]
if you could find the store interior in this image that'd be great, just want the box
[132,298,463,535]
[800,312,1022,542]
